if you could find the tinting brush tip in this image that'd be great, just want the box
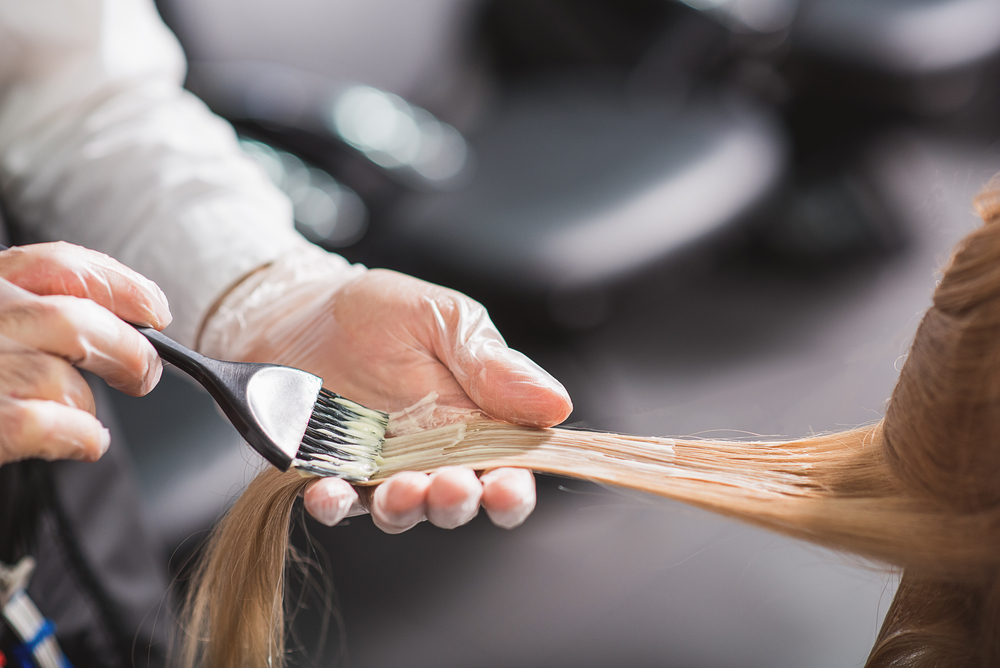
[291,388,389,482]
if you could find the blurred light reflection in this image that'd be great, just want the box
[330,85,468,183]
[239,138,368,247]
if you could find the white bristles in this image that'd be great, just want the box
[291,389,388,482]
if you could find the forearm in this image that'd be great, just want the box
[0,0,306,347]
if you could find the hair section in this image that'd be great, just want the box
[178,177,1000,668]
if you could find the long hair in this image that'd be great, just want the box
[178,178,1000,668]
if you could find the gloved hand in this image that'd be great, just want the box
[0,242,170,465]
[199,244,573,532]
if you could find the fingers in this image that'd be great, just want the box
[366,466,532,534]
[426,467,482,529]
[371,468,482,533]
[429,293,573,428]
[371,471,430,534]
[0,398,110,466]
[480,468,536,529]
[0,295,161,396]
[0,242,171,329]
[0,351,96,413]
[303,477,359,526]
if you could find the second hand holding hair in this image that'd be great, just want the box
[199,242,574,531]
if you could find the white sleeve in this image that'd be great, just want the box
[0,0,310,347]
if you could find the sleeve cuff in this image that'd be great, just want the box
[117,196,314,349]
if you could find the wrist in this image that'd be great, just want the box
[197,242,367,360]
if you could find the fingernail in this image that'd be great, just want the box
[426,470,482,529]
[142,282,172,328]
[151,297,171,328]
[483,471,536,529]
[487,489,535,529]
[142,357,163,395]
[487,496,534,529]
[375,498,425,531]
[322,494,354,526]
[310,485,356,526]
[98,428,111,456]
[313,498,348,526]
[435,501,480,530]
[525,361,571,403]
[502,349,572,400]
[373,487,425,533]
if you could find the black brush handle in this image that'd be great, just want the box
[135,325,292,471]
[131,325,246,412]
[133,326,227,387]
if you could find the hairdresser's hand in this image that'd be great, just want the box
[199,246,572,532]
[300,269,573,533]
[0,242,170,466]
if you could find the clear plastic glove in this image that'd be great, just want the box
[0,242,170,465]
[200,244,573,532]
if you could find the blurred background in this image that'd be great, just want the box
[110,1,1000,666]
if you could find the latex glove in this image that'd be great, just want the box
[200,244,572,532]
[0,242,170,465]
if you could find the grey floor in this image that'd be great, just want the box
[113,131,997,667]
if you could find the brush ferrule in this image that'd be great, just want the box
[246,367,325,463]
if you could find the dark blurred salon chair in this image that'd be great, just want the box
[386,87,786,301]
[186,53,788,326]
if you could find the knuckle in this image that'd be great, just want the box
[0,244,78,292]
[33,295,71,321]
[41,297,93,360]
[50,360,94,411]
[3,401,39,447]
[0,353,94,412]
[0,300,84,353]
[41,241,90,270]
[17,240,71,273]
[0,299,44,326]
[0,351,46,391]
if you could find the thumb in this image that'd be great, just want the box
[433,295,573,428]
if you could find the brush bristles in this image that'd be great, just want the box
[290,389,388,482]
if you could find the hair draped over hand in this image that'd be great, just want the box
[179,177,1000,668]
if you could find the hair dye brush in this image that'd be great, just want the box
[0,242,386,481]
[136,327,388,481]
